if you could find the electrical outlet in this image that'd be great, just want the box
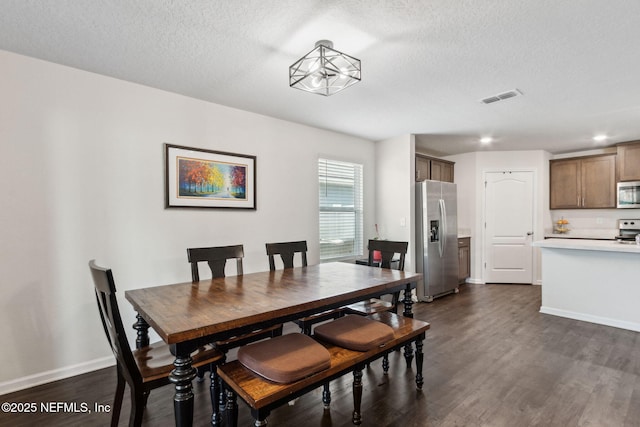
[400,217,406,227]
[596,217,604,225]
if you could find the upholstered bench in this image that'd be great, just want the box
[218,311,430,426]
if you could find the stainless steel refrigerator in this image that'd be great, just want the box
[415,180,459,302]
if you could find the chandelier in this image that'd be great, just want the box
[289,40,361,96]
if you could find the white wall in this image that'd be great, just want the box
[374,134,414,271]
[448,152,476,237]
[0,50,376,393]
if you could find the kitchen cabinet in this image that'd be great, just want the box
[415,154,454,182]
[458,237,470,284]
[616,141,640,181]
[549,154,616,209]
[415,155,430,182]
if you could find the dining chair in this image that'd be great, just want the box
[187,245,284,415]
[265,240,344,335]
[344,239,408,316]
[89,260,224,427]
[342,240,408,374]
[265,240,308,270]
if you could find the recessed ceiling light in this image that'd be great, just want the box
[593,134,608,142]
[480,137,493,144]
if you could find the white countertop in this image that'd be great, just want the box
[543,229,617,240]
[533,238,640,253]
[458,228,471,239]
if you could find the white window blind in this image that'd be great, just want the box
[318,158,363,260]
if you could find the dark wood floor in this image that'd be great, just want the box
[2,284,640,426]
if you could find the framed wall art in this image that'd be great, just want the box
[165,143,256,209]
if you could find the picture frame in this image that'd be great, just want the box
[164,143,256,209]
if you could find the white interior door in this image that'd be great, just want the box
[484,171,534,283]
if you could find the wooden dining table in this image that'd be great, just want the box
[125,261,422,427]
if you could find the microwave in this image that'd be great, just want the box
[617,181,640,208]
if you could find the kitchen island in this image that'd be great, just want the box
[533,238,640,332]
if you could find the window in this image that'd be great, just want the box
[318,158,363,260]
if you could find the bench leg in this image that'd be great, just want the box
[250,409,269,427]
[322,382,331,408]
[225,389,238,427]
[352,368,363,425]
[415,339,424,390]
[382,353,389,374]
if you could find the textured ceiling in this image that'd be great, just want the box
[2,0,640,155]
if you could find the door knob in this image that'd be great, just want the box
[526,232,534,236]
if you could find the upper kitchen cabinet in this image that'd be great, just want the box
[550,154,616,209]
[415,154,454,182]
[616,141,640,181]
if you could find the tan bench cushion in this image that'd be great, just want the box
[237,333,330,383]
[314,315,395,351]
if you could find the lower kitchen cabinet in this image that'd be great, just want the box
[458,237,470,284]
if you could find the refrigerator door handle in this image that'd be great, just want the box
[439,198,446,257]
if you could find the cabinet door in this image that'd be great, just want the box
[415,156,430,181]
[430,160,455,182]
[617,142,640,181]
[441,162,455,183]
[458,237,470,284]
[550,159,581,209]
[581,154,616,208]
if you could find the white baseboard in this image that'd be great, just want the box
[464,278,541,285]
[539,306,640,333]
[0,356,115,396]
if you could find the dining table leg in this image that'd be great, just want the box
[169,344,197,427]
[402,283,414,318]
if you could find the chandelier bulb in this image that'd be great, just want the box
[311,74,324,88]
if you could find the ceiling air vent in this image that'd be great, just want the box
[481,89,522,104]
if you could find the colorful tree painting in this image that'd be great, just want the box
[178,158,247,199]
[230,166,246,198]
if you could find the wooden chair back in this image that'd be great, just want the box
[367,240,408,271]
[89,260,140,385]
[265,240,308,270]
[187,245,244,281]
